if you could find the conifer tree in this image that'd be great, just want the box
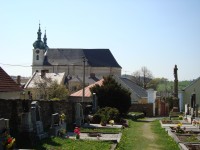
[90,76,131,114]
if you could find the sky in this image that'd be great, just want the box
[0,0,200,81]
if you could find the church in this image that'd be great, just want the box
[32,24,122,80]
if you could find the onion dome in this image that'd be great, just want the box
[33,23,45,49]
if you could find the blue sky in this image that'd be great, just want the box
[0,0,200,81]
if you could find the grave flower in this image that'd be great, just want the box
[60,113,66,124]
[109,120,114,126]
[1,128,16,149]
[175,123,184,133]
[74,127,80,139]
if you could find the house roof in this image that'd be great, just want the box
[43,48,121,68]
[0,67,22,92]
[70,79,104,98]
[25,72,66,88]
[119,77,147,97]
[183,76,200,90]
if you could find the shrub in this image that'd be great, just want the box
[93,107,120,124]
[92,114,101,123]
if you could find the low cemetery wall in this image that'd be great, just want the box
[0,99,90,131]
[129,103,153,117]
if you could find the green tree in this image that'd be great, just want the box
[48,81,69,100]
[34,78,69,100]
[90,76,131,114]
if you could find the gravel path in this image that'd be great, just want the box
[141,118,162,150]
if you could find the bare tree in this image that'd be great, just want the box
[34,77,52,100]
[132,66,153,89]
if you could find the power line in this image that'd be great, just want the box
[0,63,31,67]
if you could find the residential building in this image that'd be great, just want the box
[24,72,66,100]
[0,67,22,99]
[180,77,200,111]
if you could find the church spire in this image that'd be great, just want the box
[37,23,42,41]
[43,29,49,51]
[43,29,47,45]
[33,23,45,49]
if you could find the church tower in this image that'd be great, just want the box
[32,24,46,67]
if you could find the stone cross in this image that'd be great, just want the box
[172,65,179,112]
[173,65,178,98]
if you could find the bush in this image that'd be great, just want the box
[92,114,101,123]
[93,107,120,124]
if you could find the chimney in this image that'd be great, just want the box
[17,75,21,85]
[41,70,46,78]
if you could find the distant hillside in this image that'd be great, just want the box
[157,80,191,92]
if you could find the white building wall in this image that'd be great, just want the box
[32,65,121,78]
[0,92,21,99]
[147,89,157,103]
[178,90,184,112]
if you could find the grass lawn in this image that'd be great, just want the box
[35,137,112,150]
[116,119,179,150]
[151,120,180,150]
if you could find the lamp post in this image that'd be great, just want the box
[82,57,86,102]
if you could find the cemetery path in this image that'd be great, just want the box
[141,118,162,150]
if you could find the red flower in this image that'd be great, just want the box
[74,127,80,135]
[7,137,12,144]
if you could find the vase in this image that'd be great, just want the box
[76,134,80,139]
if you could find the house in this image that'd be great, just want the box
[113,76,148,103]
[69,79,103,102]
[32,24,121,86]
[0,67,22,99]
[70,76,158,104]
[24,72,66,100]
[180,77,200,112]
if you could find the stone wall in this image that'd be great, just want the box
[129,103,153,117]
[0,99,91,131]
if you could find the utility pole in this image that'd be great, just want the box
[82,57,86,102]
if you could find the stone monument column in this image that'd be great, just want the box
[172,65,179,112]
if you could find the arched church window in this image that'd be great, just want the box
[36,55,39,60]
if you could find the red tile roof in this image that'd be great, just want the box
[70,79,104,97]
[0,67,22,92]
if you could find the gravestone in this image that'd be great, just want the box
[20,112,33,132]
[92,93,98,113]
[185,104,189,116]
[31,101,48,140]
[51,113,60,127]
[50,113,66,136]
[0,118,9,130]
[75,103,84,126]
